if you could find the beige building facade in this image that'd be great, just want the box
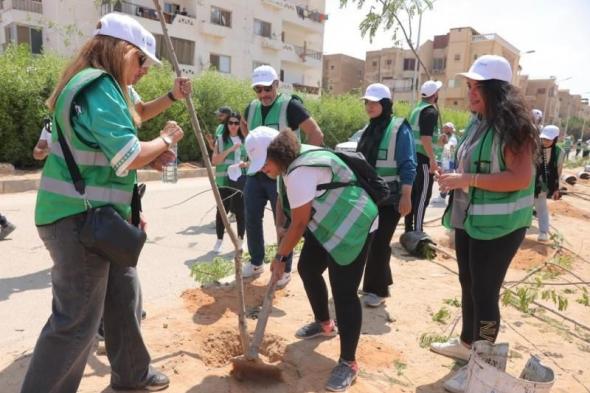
[0,0,326,94]
[322,53,364,95]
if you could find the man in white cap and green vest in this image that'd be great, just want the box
[240,65,323,286]
[405,79,442,234]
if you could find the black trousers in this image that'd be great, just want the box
[215,185,245,240]
[455,227,526,345]
[405,155,433,232]
[298,231,372,362]
[362,204,400,297]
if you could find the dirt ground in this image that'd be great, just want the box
[3,168,590,393]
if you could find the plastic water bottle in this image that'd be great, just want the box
[162,143,178,183]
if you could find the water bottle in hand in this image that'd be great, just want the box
[162,143,178,183]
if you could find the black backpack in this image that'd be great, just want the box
[302,149,391,206]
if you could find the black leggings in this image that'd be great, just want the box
[455,227,526,345]
[405,158,434,232]
[298,231,372,362]
[215,186,245,240]
[362,204,400,297]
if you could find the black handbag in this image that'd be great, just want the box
[55,122,146,267]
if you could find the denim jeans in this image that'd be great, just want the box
[244,173,292,272]
[534,192,550,233]
[20,214,151,393]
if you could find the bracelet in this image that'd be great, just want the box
[167,91,177,102]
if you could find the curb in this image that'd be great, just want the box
[0,167,208,194]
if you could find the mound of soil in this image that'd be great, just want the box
[549,199,590,220]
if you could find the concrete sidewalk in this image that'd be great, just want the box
[0,165,208,194]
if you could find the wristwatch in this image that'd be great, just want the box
[160,134,172,147]
[274,254,289,263]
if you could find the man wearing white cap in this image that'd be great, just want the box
[240,65,323,284]
[534,125,565,241]
[404,80,442,233]
[531,108,543,129]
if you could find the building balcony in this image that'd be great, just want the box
[199,23,228,38]
[281,43,322,67]
[293,83,319,95]
[260,37,283,51]
[0,0,42,14]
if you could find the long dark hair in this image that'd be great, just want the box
[478,79,538,155]
[222,112,244,144]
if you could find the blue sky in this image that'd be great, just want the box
[323,0,590,98]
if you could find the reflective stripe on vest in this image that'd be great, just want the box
[247,93,300,140]
[409,100,439,155]
[287,149,378,265]
[40,177,132,204]
[375,117,403,183]
[215,134,246,186]
[50,140,110,166]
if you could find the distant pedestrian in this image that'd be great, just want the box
[583,140,590,158]
[431,122,458,204]
[575,138,583,157]
[0,213,16,240]
[404,80,442,233]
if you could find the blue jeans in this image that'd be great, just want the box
[534,192,550,233]
[244,173,292,272]
[21,214,152,393]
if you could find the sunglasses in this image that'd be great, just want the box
[253,85,274,93]
[228,121,240,125]
[138,53,147,67]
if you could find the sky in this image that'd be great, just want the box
[323,0,590,98]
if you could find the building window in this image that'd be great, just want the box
[6,24,43,54]
[254,19,271,38]
[154,34,194,65]
[164,2,181,14]
[448,79,456,88]
[403,58,416,71]
[330,65,335,70]
[210,54,231,73]
[280,69,284,82]
[433,57,446,72]
[453,101,458,106]
[386,59,392,65]
[372,60,377,68]
[454,54,461,61]
[210,6,231,27]
[538,88,546,95]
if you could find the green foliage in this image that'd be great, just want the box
[189,257,234,285]
[431,307,450,324]
[564,156,590,169]
[576,287,590,307]
[443,297,461,308]
[419,332,448,348]
[393,360,407,376]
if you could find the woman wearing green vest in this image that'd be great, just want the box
[261,130,378,392]
[356,83,416,307]
[431,55,537,392]
[21,14,183,393]
[211,112,247,253]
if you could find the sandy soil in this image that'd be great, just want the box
[3,169,590,393]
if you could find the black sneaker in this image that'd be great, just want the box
[325,359,359,392]
[295,320,338,339]
[112,370,170,391]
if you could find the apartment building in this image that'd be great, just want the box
[322,53,364,95]
[0,0,326,94]
[525,78,560,124]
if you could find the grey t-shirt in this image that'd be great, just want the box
[450,119,489,229]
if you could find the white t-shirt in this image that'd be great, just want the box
[128,86,141,105]
[283,165,379,232]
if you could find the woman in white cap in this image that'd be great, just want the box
[433,54,537,391]
[21,13,182,392]
[356,83,416,307]
[262,130,378,392]
[534,125,564,241]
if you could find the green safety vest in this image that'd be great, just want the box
[374,117,405,183]
[214,124,224,137]
[214,134,247,187]
[280,147,378,265]
[246,93,300,140]
[35,68,136,225]
[563,138,572,149]
[443,122,534,240]
[409,100,440,158]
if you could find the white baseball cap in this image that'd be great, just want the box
[443,122,455,131]
[421,80,443,98]
[532,109,543,122]
[540,125,560,140]
[361,83,391,101]
[245,126,279,174]
[251,65,278,87]
[458,55,512,83]
[95,13,161,66]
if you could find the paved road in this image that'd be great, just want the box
[0,176,444,363]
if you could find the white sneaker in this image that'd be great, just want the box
[242,263,264,278]
[213,239,223,253]
[537,232,549,242]
[362,293,386,307]
[430,337,471,362]
[276,272,291,289]
[431,196,446,206]
[443,365,468,393]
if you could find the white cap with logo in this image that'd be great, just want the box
[95,13,160,66]
[540,125,560,140]
[421,80,443,98]
[251,65,278,87]
[361,83,392,101]
[245,126,280,175]
[458,55,512,83]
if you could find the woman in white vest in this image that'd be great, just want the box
[259,130,378,392]
[433,55,537,392]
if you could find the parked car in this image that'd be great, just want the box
[335,128,365,152]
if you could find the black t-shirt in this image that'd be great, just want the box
[418,106,438,137]
[243,96,310,130]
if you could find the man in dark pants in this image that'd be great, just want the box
[405,80,442,233]
[240,65,323,288]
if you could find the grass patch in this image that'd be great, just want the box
[419,332,448,348]
[443,297,461,308]
[432,307,451,324]
[190,257,234,285]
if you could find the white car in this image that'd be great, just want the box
[335,128,365,152]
